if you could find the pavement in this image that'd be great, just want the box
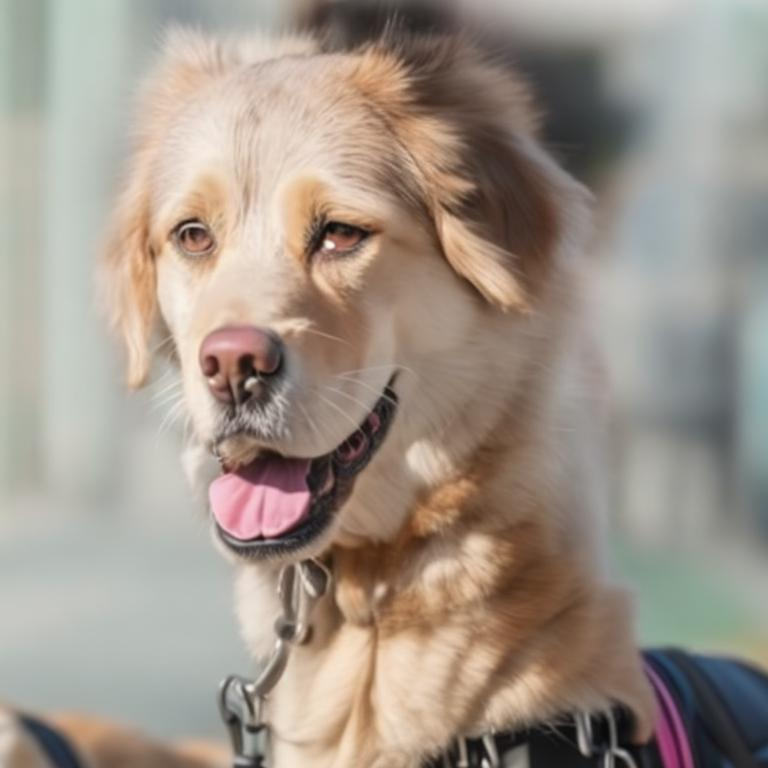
[0,496,249,741]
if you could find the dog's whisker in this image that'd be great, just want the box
[151,399,183,417]
[292,383,347,446]
[332,376,399,409]
[302,327,352,347]
[156,397,187,438]
[297,400,327,448]
[148,368,176,390]
[149,374,183,399]
[150,388,185,412]
[150,334,176,355]
[150,383,183,403]
[339,364,419,381]
[321,385,379,417]
[312,390,367,441]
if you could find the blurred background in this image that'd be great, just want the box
[1,0,767,742]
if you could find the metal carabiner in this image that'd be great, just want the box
[575,710,639,768]
[218,676,268,768]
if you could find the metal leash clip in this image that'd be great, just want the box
[219,675,268,768]
[218,560,332,768]
[575,710,639,768]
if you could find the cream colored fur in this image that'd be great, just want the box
[2,28,655,768]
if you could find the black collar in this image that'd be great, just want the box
[425,710,660,768]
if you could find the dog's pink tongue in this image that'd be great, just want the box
[209,457,312,541]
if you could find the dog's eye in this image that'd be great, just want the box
[173,220,215,257]
[316,222,368,257]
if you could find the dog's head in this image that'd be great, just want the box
[102,29,584,562]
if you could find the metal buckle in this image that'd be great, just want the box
[450,734,500,768]
[480,733,501,768]
[575,711,639,768]
[602,710,639,768]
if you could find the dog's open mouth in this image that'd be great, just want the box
[209,385,397,559]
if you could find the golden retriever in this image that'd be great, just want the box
[1,28,655,768]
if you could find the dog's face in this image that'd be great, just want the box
[104,31,575,562]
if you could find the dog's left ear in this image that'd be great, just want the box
[352,37,588,311]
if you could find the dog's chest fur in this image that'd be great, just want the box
[233,415,655,768]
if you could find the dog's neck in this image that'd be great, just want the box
[233,400,655,768]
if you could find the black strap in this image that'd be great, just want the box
[663,649,762,768]
[425,711,661,768]
[18,714,84,768]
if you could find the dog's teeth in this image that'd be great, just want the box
[337,432,368,463]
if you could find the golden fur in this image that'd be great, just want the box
[3,28,655,768]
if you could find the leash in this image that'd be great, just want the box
[218,559,331,767]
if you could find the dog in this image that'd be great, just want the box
[5,25,768,768]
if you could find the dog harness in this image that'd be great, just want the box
[218,563,768,768]
[17,714,84,768]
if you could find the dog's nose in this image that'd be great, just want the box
[199,325,283,405]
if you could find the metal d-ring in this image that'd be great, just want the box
[480,733,501,768]
[456,737,470,768]
[602,710,639,768]
[575,711,595,757]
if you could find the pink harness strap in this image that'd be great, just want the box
[644,662,696,768]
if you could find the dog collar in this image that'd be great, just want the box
[425,708,652,768]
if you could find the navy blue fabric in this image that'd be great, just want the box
[695,655,768,754]
[19,714,84,768]
[645,649,768,768]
